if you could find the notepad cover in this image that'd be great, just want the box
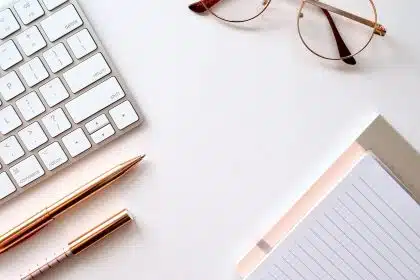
[237,115,420,278]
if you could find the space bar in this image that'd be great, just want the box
[65,77,125,124]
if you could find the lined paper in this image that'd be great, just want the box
[246,154,420,280]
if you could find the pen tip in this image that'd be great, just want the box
[120,155,146,173]
[134,154,146,164]
[123,154,146,169]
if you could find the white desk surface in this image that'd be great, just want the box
[1,0,420,279]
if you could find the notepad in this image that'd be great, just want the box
[245,153,420,280]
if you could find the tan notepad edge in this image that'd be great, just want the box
[237,116,420,277]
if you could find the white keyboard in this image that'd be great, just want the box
[0,0,143,205]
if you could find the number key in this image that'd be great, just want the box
[41,0,67,11]
[14,0,44,25]
[16,26,47,56]
[0,40,23,70]
[0,9,20,39]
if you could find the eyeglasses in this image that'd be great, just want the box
[188,0,387,65]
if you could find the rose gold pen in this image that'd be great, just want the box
[21,209,133,280]
[0,155,145,254]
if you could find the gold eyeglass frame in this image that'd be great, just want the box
[298,0,385,60]
[192,0,387,61]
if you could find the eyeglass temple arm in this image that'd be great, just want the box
[188,0,363,64]
[190,0,387,37]
[189,0,221,13]
[320,8,356,65]
[304,0,386,36]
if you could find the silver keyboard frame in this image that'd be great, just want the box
[0,0,143,206]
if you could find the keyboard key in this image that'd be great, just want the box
[0,0,142,206]
[63,53,110,93]
[10,155,44,187]
[109,101,139,130]
[41,0,68,11]
[0,71,25,101]
[14,0,44,24]
[85,114,109,134]
[16,92,46,121]
[18,122,48,151]
[67,29,97,59]
[39,77,69,107]
[42,108,71,137]
[0,9,20,39]
[0,40,23,70]
[0,136,25,164]
[43,43,72,73]
[19,57,49,87]
[16,26,47,56]
[38,142,67,171]
[40,4,82,42]
[0,172,16,200]
[0,105,22,135]
[91,124,114,144]
[62,128,91,157]
[65,77,124,123]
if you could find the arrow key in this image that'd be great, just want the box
[62,128,91,157]
[90,124,114,144]
[85,114,109,134]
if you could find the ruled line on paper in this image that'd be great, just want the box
[268,271,279,280]
[288,249,321,280]
[305,236,352,280]
[244,154,420,280]
[310,224,367,280]
[315,219,378,280]
[281,256,307,280]
[296,243,336,280]
[345,190,420,268]
[332,207,408,280]
[352,182,420,253]
[337,198,420,278]
[358,176,420,243]
[273,264,291,280]
[324,213,391,280]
